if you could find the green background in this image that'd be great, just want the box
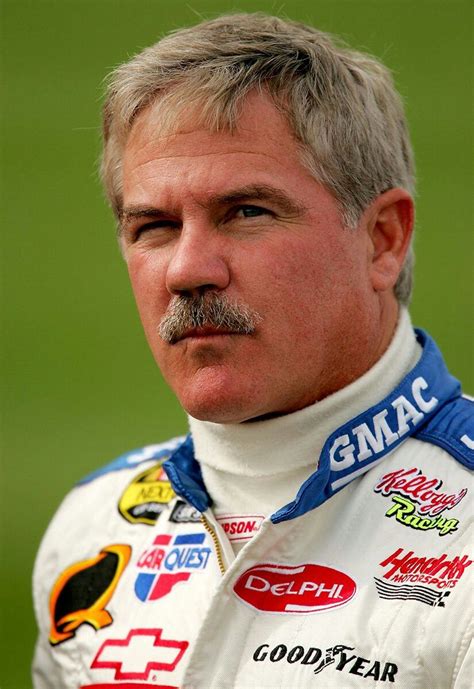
[1,0,472,686]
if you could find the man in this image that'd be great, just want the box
[33,13,472,688]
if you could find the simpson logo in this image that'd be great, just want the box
[49,544,131,646]
[90,627,188,681]
[135,533,211,601]
[233,563,356,613]
[253,642,398,681]
[375,547,472,607]
[119,461,175,525]
[169,499,201,523]
[217,514,264,542]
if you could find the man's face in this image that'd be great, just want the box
[121,92,380,423]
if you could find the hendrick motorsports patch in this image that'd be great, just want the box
[375,547,472,607]
[118,460,175,525]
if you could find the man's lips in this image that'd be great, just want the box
[177,326,238,342]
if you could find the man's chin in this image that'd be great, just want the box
[162,359,266,423]
[178,385,261,424]
[183,398,255,424]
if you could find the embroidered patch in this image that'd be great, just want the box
[253,642,398,681]
[374,468,467,536]
[217,514,264,542]
[118,461,175,525]
[168,499,201,524]
[375,547,472,607]
[134,533,211,602]
[89,627,188,682]
[233,563,357,613]
[49,544,131,646]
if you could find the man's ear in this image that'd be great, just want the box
[366,188,414,293]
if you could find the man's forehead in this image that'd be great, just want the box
[124,89,297,163]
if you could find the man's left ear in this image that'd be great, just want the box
[366,188,414,292]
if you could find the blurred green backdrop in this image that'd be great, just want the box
[1,0,472,686]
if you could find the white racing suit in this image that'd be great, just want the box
[33,330,473,688]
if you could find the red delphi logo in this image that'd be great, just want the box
[233,563,357,613]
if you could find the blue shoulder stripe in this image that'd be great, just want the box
[77,436,187,485]
[416,395,474,469]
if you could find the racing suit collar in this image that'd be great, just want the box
[188,308,420,479]
[163,328,461,521]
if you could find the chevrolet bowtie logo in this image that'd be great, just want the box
[90,627,189,680]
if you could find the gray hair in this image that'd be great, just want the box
[101,12,415,303]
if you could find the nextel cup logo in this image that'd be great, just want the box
[233,563,357,614]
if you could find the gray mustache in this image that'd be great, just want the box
[158,293,262,344]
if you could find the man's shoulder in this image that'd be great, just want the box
[33,437,186,591]
[77,435,186,486]
[416,394,474,469]
[33,436,186,565]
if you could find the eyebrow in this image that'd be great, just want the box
[119,184,307,236]
[213,184,307,217]
[119,207,167,234]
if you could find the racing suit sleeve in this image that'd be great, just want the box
[32,638,61,689]
[453,635,473,689]
[31,492,74,689]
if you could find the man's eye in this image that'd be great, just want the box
[236,205,269,218]
[134,220,178,238]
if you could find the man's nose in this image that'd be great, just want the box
[165,224,231,296]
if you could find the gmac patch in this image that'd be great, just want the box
[49,544,131,646]
[119,461,175,525]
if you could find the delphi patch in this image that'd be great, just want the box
[233,563,356,613]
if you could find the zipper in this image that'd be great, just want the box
[200,513,226,575]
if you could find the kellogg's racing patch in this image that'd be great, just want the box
[374,467,467,537]
[119,461,175,525]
